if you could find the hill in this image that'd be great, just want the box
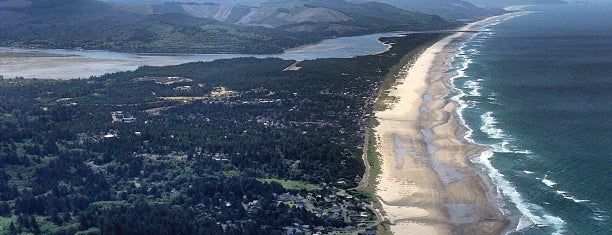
[0,0,451,53]
[346,0,504,21]
[465,0,567,8]
[103,0,270,5]
[120,0,452,35]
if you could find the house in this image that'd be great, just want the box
[174,86,192,91]
[87,163,104,173]
[212,153,229,161]
[133,76,193,85]
[103,134,117,138]
[111,111,136,123]
[211,86,238,97]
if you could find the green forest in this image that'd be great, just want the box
[0,33,441,234]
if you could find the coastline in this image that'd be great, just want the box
[372,12,525,235]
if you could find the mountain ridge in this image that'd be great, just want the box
[345,0,504,21]
[0,0,452,53]
[465,0,567,8]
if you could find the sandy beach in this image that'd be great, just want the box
[373,13,524,235]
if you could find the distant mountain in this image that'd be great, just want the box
[0,0,452,53]
[101,0,270,6]
[104,0,502,22]
[346,0,504,21]
[120,0,451,31]
[465,0,567,8]
[0,0,306,53]
[0,0,451,53]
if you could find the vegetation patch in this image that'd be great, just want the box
[258,178,323,191]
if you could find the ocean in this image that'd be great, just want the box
[450,3,612,234]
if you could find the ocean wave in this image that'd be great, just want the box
[451,43,564,235]
[477,113,534,155]
[480,111,506,139]
[449,9,571,234]
[475,114,564,232]
[472,151,566,234]
[592,208,610,221]
[464,80,481,96]
[449,44,476,142]
[526,170,608,223]
[533,171,606,220]
[465,48,479,55]
[554,189,609,221]
[452,57,472,79]
[514,149,532,155]
[541,176,557,188]
[486,96,501,105]
[555,190,589,203]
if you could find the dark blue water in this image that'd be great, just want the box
[451,3,612,234]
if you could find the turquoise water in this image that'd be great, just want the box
[452,3,612,234]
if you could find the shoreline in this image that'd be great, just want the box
[372,12,526,235]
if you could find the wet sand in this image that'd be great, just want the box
[373,13,524,235]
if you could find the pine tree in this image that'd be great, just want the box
[7,222,17,235]
[0,201,10,216]
[30,216,41,235]
[17,214,29,228]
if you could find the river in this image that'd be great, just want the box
[0,32,399,79]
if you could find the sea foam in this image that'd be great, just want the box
[472,151,566,234]
[541,175,557,187]
[449,19,566,235]
[480,112,506,140]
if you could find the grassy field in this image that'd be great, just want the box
[257,178,323,191]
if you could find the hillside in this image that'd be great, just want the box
[466,0,567,8]
[0,0,451,54]
[346,0,504,21]
[103,0,270,5]
[120,0,451,34]
[0,0,311,53]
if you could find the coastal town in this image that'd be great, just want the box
[1,0,594,234]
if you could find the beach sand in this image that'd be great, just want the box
[373,13,524,235]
